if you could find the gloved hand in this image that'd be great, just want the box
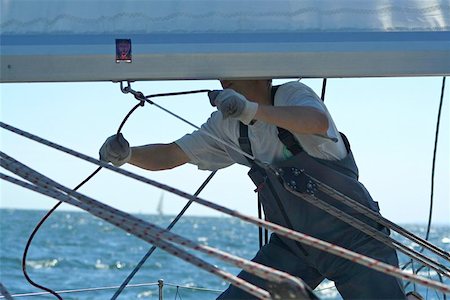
[99,133,131,167]
[208,89,258,125]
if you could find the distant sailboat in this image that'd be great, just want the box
[157,193,164,216]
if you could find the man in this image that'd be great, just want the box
[100,79,406,299]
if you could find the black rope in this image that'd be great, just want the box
[20,98,138,299]
[111,171,217,299]
[22,202,63,299]
[403,77,447,299]
[21,83,211,300]
[425,76,445,242]
[321,78,327,101]
[258,200,263,249]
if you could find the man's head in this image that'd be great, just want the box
[219,79,272,104]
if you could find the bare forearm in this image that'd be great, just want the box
[255,105,328,135]
[129,143,189,171]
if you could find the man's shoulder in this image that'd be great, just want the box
[278,81,311,92]
[200,110,239,136]
[275,81,320,105]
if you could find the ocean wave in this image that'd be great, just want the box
[26,258,59,269]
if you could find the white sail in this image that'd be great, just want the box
[1,0,449,82]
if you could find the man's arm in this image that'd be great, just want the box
[255,105,329,135]
[129,142,190,171]
[210,89,328,135]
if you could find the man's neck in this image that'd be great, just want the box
[247,84,272,106]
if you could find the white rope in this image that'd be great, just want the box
[1,124,449,294]
[0,155,311,298]
[0,171,272,299]
[314,176,450,261]
[282,178,450,277]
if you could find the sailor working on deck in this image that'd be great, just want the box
[100,79,406,299]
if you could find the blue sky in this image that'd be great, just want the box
[1,77,448,224]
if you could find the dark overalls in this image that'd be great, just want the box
[218,87,406,300]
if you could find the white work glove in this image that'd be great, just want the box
[99,133,131,167]
[208,89,258,125]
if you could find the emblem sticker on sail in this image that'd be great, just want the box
[116,39,132,63]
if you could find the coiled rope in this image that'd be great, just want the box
[1,124,449,294]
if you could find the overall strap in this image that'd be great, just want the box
[238,122,268,248]
[272,85,305,155]
[239,85,305,161]
[238,121,254,165]
[277,128,304,155]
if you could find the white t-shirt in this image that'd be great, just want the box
[175,81,348,171]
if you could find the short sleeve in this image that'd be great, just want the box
[175,112,236,171]
[277,82,324,110]
[275,82,347,160]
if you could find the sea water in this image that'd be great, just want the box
[1,209,449,299]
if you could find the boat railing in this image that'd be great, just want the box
[0,279,224,299]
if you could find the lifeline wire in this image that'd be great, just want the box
[0,155,313,299]
[119,83,450,271]
[1,124,449,294]
[425,76,446,242]
[0,282,222,299]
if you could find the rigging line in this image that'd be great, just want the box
[0,180,272,300]
[120,83,262,165]
[281,179,450,277]
[314,176,450,262]
[122,82,450,266]
[403,77,448,299]
[3,124,450,292]
[20,167,102,300]
[3,121,449,278]
[0,122,442,284]
[111,170,217,300]
[125,81,437,267]
[2,166,449,295]
[121,82,449,264]
[0,171,274,300]
[19,100,143,300]
[17,84,209,300]
[2,146,449,295]
[0,166,309,300]
[0,154,311,296]
[321,78,327,101]
[426,76,446,242]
